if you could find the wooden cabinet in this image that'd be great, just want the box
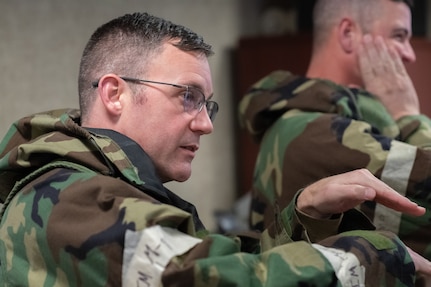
[405,39,431,115]
[233,34,431,196]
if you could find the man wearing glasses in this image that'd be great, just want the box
[0,12,430,287]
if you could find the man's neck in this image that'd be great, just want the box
[306,58,363,88]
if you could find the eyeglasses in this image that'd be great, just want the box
[92,76,219,122]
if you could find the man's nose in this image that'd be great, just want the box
[190,108,214,135]
[402,42,416,63]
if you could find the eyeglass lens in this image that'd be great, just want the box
[184,89,218,122]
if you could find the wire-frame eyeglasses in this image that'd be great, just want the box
[92,76,219,122]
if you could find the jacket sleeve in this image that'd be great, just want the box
[160,229,415,287]
[118,195,415,287]
[269,190,376,244]
[0,169,416,287]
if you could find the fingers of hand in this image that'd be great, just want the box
[366,36,396,76]
[373,36,390,74]
[388,44,406,76]
[373,186,425,216]
[358,35,374,80]
[330,169,425,216]
[299,169,425,217]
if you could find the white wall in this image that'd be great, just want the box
[0,0,261,231]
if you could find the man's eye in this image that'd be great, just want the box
[181,91,195,110]
[392,32,407,42]
[395,35,405,42]
[185,91,199,105]
[183,91,193,102]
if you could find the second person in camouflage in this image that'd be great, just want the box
[240,0,431,274]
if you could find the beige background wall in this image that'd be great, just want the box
[1,0,261,231]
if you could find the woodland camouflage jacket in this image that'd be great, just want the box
[239,70,431,262]
[0,109,417,286]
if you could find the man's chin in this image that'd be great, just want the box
[161,168,192,183]
[174,172,192,182]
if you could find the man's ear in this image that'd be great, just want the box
[96,74,125,116]
[338,18,359,54]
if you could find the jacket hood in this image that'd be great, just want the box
[238,70,396,143]
[239,71,342,142]
[0,109,142,203]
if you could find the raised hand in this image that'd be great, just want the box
[297,168,425,219]
[358,34,420,120]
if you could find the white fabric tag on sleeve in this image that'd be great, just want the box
[312,244,365,287]
[122,225,203,287]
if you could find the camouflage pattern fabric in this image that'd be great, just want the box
[239,70,431,261]
[0,109,417,286]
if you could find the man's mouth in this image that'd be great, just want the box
[182,145,198,152]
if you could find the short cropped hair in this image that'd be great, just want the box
[312,0,413,51]
[78,12,213,118]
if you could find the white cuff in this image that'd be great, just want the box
[312,244,365,287]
